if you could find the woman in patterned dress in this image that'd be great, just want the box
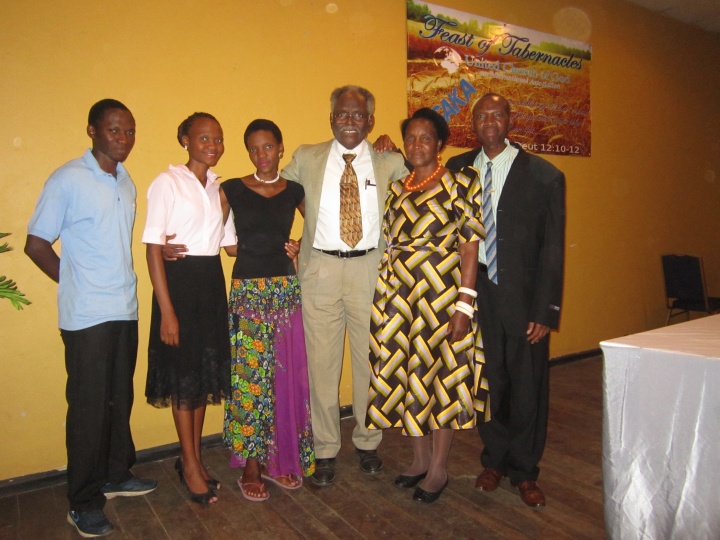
[222,119,314,502]
[367,108,489,503]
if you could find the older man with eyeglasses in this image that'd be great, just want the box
[282,85,408,486]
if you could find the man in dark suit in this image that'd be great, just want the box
[446,93,565,508]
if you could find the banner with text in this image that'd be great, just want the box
[407,1,592,156]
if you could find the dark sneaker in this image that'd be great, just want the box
[67,510,113,538]
[101,476,157,499]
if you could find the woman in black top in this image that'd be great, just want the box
[221,119,315,502]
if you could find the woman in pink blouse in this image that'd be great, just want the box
[142,113,235,506]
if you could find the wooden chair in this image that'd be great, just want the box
[662,254,720,325]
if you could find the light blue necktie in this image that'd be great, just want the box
[483,162,498,284]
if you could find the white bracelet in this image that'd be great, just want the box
[458,287,478,299]
[455,301,475,317]
[456,300,475,312]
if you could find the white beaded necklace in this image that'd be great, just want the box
[253,172,280,184]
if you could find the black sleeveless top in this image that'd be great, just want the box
[222,178,304,279]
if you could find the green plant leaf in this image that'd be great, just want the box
[0,276,31,310]
[1,233,32,309]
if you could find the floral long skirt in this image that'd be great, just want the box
[223,275,315,477]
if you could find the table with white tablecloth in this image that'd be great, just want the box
[601,315,720,539]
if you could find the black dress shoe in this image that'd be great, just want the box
[394,471,427,488]
[356,448,383,474]
[412,478,449,503]
[311,458,336,486]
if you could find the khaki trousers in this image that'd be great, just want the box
[300,248,383,459]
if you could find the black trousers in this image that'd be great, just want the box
[475,272,549,483]
[61,320,138,511]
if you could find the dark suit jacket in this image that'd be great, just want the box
[446,145,565,335]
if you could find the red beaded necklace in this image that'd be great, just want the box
[404,162,443,192]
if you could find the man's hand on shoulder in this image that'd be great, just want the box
[372,135,399,153]
[162,233,188,261]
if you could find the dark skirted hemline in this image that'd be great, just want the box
[146,255,230,410]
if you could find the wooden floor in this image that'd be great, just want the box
[0,357,605,539]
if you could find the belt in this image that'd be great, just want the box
[315,248,376,259]
[478,263,488,273]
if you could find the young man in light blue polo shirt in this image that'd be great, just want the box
[25,99,156,539]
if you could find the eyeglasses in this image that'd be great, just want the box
[333,112,368,122]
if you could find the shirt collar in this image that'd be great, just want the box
[478,139,516,169]
[332,138,368,158]
[170,163,220,185]
[82,148,130,181]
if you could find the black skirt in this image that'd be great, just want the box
[145,255,230,410]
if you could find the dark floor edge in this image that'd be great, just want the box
[549,347,602,366]
[1,350,601,498]
[0,434,224,498]
[339,404,354,420]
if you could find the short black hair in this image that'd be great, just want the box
[88,99,131,128]
[177,112,219,147]
[243,119,283,149]
[400,107,450,150]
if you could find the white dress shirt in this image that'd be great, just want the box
[142,164,236,255]
[474,139,519,264]
[313,139,379,251]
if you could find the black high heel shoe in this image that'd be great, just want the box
[204,466,221,491]
[174,458,184,482]
[175,458,216,507]
[394,471,428,488]
[206,478,221,491]
[176,458,220,490]
[412,478,449,503]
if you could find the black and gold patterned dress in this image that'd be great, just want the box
[366,170,489,436]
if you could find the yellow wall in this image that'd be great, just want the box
[1,0,719,480]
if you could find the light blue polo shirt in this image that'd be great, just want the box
[28,149,138,331]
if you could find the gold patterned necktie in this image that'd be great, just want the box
[339,153,363,248]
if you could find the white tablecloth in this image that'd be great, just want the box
[601,315,720,539]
